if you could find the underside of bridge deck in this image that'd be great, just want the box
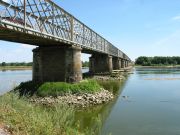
[0,27,72,47]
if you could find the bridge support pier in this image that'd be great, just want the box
[89,54,112,74]
[33,46,82,83]
[112,57,121,70]
[121,59,125,68]
[125,60,129,67]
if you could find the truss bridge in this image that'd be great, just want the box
[0,0,131,82]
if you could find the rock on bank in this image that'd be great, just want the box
[30,88,113,108]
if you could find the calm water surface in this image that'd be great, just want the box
[75,67,180,135]
[101,67,180,135]
[0,70,32,95]
[1,67,180,135]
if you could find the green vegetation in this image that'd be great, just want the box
[135,56,180,66]
[15,79,102,97]
[0,61,89,69]
[82,61,89,67]
[37,80,101,97]
[0,93,78,135]
[0,93,102,135]
[0,62,33,67]
[15,81,42,96]
[1,61,89,67]
[1,61,89,68]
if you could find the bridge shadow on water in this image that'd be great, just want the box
[72,78,128,135]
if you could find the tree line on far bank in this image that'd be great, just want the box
[0,62,33,67]
[135,56,180,66]
[0,61,89,67]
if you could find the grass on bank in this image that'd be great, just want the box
[15,79,102,97]
[0,93,102,135]
[0,79,123,135]
[0,93,79,135]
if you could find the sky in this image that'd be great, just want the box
[0,0,180,62]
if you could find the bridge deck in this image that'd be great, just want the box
[0,0,131,61]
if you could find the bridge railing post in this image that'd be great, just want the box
[70,15,74,41]
[23,0,26,30]
[82,24,85,45]
[90,31,93,48]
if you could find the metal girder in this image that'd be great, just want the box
[0,0,131,61]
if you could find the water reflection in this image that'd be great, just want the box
[136,67,180,74]
[101,67,180,135]
[74,80,128,135]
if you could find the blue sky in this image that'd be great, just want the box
[0,0,180,62]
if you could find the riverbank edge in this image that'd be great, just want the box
[0,66,32,71]
[30,88,114,108]
[13,71,130,108]
[135,65,180,68]
[0,66,89,71]
[28,69,133,108]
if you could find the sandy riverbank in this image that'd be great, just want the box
[0,66,32,71]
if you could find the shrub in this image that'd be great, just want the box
[14,81,42,96]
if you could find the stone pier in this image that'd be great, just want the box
[33,46,82,83]
[112,57,121,70]
[121,59,125,68]
[89,54,113,73]
[125,60,128,67]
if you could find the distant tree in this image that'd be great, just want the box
[10,63,15,66]
[135,56,151,66]
[82,61,89,67]
[26,62,33,66]
[135,56,180,66]
[1,62,33,67]
[1,62,6,66]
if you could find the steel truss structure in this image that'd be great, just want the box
[0,0,130,61]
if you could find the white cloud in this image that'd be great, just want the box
[153,30,180,46]
[172,15,180,21]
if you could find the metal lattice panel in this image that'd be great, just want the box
[0,0,131,61]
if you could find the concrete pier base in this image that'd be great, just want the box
[33,46,82,83]
[89,54,112,73]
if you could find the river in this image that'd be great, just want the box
[1,67,180,135]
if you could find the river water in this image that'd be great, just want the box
[100,67,180,135]
[0,70,32,95]
[1,67,180,135]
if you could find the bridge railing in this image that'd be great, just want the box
[0,0,130,61]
